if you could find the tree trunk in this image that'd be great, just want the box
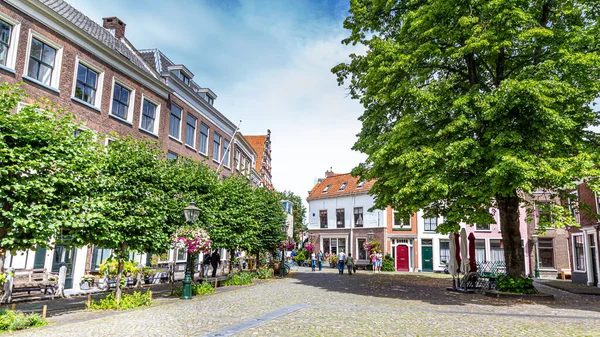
[114,243,127,308]
[497,192,525,278]
[229,249,234,276]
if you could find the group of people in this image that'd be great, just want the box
[308,250,357,275]
[309,251,325,271]
[369,250,383,273]
[201,250,221,278]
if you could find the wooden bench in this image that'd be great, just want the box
[11,269,57,295]
[561,269,572,280]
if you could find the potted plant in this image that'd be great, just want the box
[80,274,95,290]
[142,267,156,284]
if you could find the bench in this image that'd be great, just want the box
[354,261,371,270]
[561,269,572,280]
[10,269,57,296]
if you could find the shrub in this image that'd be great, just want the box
[295,250,306,263]
[173,283,215,297]
[382,254,395,272]
[99,259,140,278]
[496,275,537,294]
[255,268,274,279]
[88,291,152,310]
[222,272,253,286]
[0,309,46,332]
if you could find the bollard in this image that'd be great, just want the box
[87,294,91,308]
[42,305,47,319]
[149,292,152,301]
[10,303,15,310]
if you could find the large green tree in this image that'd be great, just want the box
[255,188,287,255]
[0,84,100,266]
[334,0,600,277]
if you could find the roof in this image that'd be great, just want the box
[307,173,374,201]
[244,135,266,172]
[39,0,154,75]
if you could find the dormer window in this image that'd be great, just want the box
[339,182,348,191]
[207,96,214,105]
[322,184,331,193]
[177,71,190,85]
[357,180,366,188]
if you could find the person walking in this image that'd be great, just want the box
[337,250,346,275]
[202,253,211,278]
[310,252,316,272]
[210,249,220,278]
[346,253,355,275]
[376,251,383,273]
[369,251,378,273]
[318,250,323,271]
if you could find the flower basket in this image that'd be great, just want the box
[279,238,296,251]
[172,226,211,254]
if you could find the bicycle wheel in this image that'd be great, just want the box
[283,264,290,276]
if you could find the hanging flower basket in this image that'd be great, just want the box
[171,226,211,254]
[279,237,296,250]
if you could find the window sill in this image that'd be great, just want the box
[475,230,492,233]
[108,113,133,126]
[184,144,196,151]
[169,136,182,144]
[139,128,159,138]
[213,159,221,164]
[199,150,208,156]
[539,268,557,272]
[392,228,412,231]
[0,64,16,74]
[22,75,60,93]
[71,97,101,112]
[573,270,586,273]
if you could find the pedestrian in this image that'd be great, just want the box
[202,252,211,278]
[376,251,383,273]
[337,250,346,275]
[346,253,354,275]
[210,249,220,278]
[291,250,297,264]
[318,250,323,271]
[310,252,316,272]
[369,250,378,273]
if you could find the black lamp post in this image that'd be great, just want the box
[532,234,540,279]
[181,202,200,300]
[280,223,289,278]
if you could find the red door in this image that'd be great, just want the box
[396,245,409,271]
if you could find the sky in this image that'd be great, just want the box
[66,0,366,209]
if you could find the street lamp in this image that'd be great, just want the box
[532,234,540,279]
[181,202,200,300]
[280,223,289,278]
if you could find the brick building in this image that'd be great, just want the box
[569,183,600,286]
[246,130,273,190]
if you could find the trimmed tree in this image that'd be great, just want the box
[254,188,287,259]
[333,1,600,277]
[0,83,100,266]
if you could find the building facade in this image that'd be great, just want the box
[569,183,600,287]
[246,131,273,190]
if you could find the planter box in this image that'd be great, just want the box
[484,290,554,301]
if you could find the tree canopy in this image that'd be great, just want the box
[334,0,600,276]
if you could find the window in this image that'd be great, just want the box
[475,223,490,231]
[357,238,367,260]
[200,123,209,154]
[322,184,331,193]
[538,238,554,269]
[176,249,186,262]
[167,152,178,160]
[322,238,345,255]
[140,99,157,133]
[207,96,214,105]
[90,247,111,271]
[394,211,412,230]
[27,37,56,86]
[354,207,364,228]
[357,180,366,188]
[424,217,438,231]
[169,104,182,139]
[185,114,197,147]
[336,209,345,228]
[490,240,504,263]
[537,202,551,224]
[339,182,347,191]
[319,210,328,228]
[74,63,98,105]
[475,239,486,263]
[439,240,450,264]
[213,133,222,161]
[0,20,11,66]
[111,82,131,120]
[235,150,240,170]
[223,139,230,167]
[573,235,585,271]
[177,71,190,85]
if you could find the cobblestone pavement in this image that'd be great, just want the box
[12,267,600,336]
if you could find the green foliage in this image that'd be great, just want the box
[88,291,152,310]
[254,267,274,279]
[253,187,287,255]
[222,272,253,286]
[382,253,395,272]
[295,250,306,263]
[173,282,215,297]
[99,259,139,278]
[0,83,101,252]
[333,0,600,276]
[0,309,46,332]
[497,275,537,294]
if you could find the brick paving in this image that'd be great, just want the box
[11,267,600,336]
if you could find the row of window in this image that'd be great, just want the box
[321,180,366,194]
[319,208,364,228]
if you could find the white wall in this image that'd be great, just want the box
[308,194,384,229]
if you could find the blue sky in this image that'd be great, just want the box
[67,0,366,208]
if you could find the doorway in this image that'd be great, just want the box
[396,245,409,271]
[52,245,77,289]
[591,234,598,287]
[421,241,433,272]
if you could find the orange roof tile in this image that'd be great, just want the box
[307,173,375,200]
[244,135,267,172]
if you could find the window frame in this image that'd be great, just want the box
[108,77,135,124]
[90,247,112,271]
[169,103,183,141]
[393,211,412,230]
[336,208,345,228]
[475,223,491,232]
[71,56,104,110]
[0,13,20,71]
[199,123,209,155]
[213,132,222,162]
[354,207,364,228]
[23,30,63,90]
[185,113,197,149]
[424,217,438,232]
[537,238,554,269]
[138,95,161,136]
[319,210,328,229]
[439,240,450,265]
[572,234,585,272]
[222,138,231,168]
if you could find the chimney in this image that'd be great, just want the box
[102,17,126,39]
[325,167,334,178]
